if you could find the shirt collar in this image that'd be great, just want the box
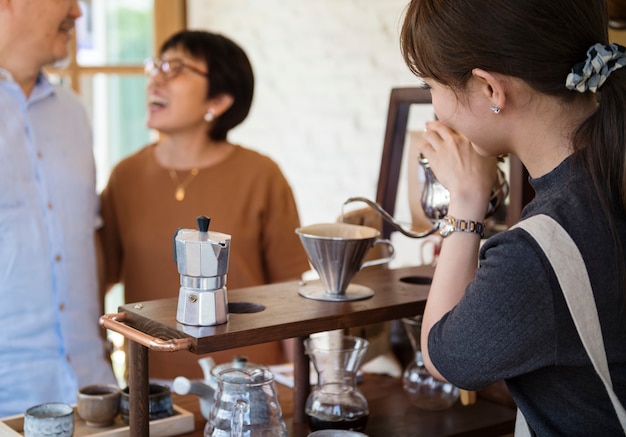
[0,67,14,82]
[0,68,53,90]
[0,68,55,102]
[30,72,55,102]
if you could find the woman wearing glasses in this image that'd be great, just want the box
[99,30,310,382]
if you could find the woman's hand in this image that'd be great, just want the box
[420,121,498,220]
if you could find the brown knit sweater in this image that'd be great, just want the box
[99,144,310,380]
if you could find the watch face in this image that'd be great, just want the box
[439,219,454,237]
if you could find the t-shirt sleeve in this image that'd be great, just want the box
[428,229,557,390]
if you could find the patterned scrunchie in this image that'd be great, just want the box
[566,43,626,92]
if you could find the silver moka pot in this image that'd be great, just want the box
[174,216,231,326]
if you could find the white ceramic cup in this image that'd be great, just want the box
[24,402,74,437]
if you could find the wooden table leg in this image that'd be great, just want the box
[293,335,310,424]
[129,340,150,437]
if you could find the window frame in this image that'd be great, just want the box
[48,0,186,93]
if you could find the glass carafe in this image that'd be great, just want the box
[305,334,369,432]
[401,315,459,410]
[204,368,287,437]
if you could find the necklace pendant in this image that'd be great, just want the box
[175,186,185,201]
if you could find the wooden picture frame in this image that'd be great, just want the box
[375,87,433,238]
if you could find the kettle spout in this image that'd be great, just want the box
[343,197,439,239]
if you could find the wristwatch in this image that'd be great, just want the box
[438,216,485,238]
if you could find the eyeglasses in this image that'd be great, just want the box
[144,58,209,80]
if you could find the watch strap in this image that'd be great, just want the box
[440,216,485,238]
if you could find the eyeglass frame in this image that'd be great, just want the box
[144,57,210,80]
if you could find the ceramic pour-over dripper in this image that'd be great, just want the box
[295,223,394,301]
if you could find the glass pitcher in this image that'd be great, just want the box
[304,335,369,432]
[401,315,459,410]
[204,368,287,437]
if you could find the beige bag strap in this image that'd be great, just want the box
[512,214,626,436]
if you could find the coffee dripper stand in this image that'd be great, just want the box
[174,215,231,327]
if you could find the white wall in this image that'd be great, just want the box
[187,0,425,227]
[187,0,442,268]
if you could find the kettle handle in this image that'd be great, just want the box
[231,399,248,437]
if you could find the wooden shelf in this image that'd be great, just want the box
[115,266,432,353]
[104,265,515,436]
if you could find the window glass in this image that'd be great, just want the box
[75,0,155,191]
[77,0,154,66]
[80,74,154,191]
[70,0,164,385]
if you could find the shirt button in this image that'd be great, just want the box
[59,303,65,311]
[55,254,62,262]
[47,202,53,209]
[37,151,43,158]
[66,355,71,363]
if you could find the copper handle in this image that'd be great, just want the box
[99,312,193,352]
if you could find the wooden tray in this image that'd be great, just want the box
[0,404,194,437]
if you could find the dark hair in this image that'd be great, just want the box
[160,30,254,141]
[400,0,626,217]
[401,0,626,294]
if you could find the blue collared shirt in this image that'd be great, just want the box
[0,69,115,416]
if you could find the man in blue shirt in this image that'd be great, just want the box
[0,0,116,416]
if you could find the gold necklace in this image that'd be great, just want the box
[168,167,199,201]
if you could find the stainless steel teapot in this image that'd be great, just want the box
[344,156,509,238]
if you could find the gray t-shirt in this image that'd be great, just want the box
[429,155,626,436]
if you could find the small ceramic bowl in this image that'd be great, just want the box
[119,383,173,424]
[77,383,121,427]
[24,402,74,437]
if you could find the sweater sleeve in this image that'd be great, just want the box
[259,160,310,284]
